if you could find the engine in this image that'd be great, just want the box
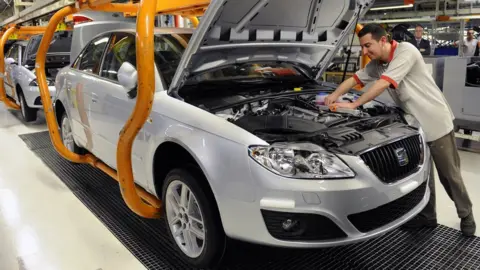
[216,101,346,125]
[196,91,415,154]
[213,93,400,137]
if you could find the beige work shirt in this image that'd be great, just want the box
[353,40,454,142]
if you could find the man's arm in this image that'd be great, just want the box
[325,62,377,105]
[332,46,417,110]
[332,79,390,109]
[352,79,390,106]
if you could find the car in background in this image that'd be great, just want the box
[3,30,71,121]
[53,0,431,268]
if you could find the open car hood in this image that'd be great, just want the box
[169,0,374,92]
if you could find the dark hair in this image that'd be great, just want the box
[358,23,388,41]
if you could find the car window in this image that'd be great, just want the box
[99,33,190,88]
[6,45,19,62]
[153,34,188,89]
[73,34,110,74]
[100,32,136,82]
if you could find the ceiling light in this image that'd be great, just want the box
[370,4,414,11]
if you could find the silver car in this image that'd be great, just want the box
[54,0,431,268]
[4,32,71,122]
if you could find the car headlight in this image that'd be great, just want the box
[248,142,355,179]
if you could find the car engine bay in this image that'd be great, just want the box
[184,88,419,155]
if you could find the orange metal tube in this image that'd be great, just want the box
[17,26,48,32]
[35,3,162,217]
[35,5,89,163]
[0,26,21,110]
[95,158,161,208]
[116,0,161,219]
[189,16,199,27]
[87,3,138,13]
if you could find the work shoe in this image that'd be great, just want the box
[461,213,476,237]
[402,215,438,229]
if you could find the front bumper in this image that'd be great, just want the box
[218,150,431,248]
[23,85,56,109]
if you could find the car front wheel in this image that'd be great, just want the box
[162,168,226,268]
[18,91,37,122]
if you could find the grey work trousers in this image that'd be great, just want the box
[421,130,473,220]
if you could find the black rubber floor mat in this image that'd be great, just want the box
[19,131,480,270]
[20,130,54,150]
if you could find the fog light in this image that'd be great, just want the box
[282,219,299,231]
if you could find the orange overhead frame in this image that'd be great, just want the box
[116,0,160,218]
[156,0,208,16]
[34,0,209,218]
[189,16,200,27]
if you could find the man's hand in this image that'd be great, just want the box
[329,102,358,110]
[323,77,358,105]
[324,93,339,105]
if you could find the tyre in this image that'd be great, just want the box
[18,91,37,122]
[60,111,83,155]
[162,167,226,268]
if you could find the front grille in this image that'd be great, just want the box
[261,210,347,241]
[360,135,423,184]
[348,181,428,233]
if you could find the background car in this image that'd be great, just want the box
[3,31,72,122]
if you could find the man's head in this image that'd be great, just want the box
[415,25,424,39]
[358,24,391,61]
[467,29,474,40]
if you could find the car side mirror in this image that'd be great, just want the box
[5,57,17,65]
[118,61,138,98]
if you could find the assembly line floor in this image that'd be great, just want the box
[1,105,480,270]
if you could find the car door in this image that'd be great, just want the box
[65,33,111,155]
[89,32,146,178]
[4,44,20,98]
[92,32,186,187]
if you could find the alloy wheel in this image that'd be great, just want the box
[165,180,206,258]
[61,115,75,152]
[20,95,26,119]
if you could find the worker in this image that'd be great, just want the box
[408,24,431,56]
[324,23,476,236]
[454,29,480,56]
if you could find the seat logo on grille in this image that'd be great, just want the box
[395,148,409,166]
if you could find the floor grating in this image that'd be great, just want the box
[19,131,480,270]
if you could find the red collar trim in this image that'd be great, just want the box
[388,40,398,63]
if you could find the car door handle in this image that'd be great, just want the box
[92,93,98,103]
